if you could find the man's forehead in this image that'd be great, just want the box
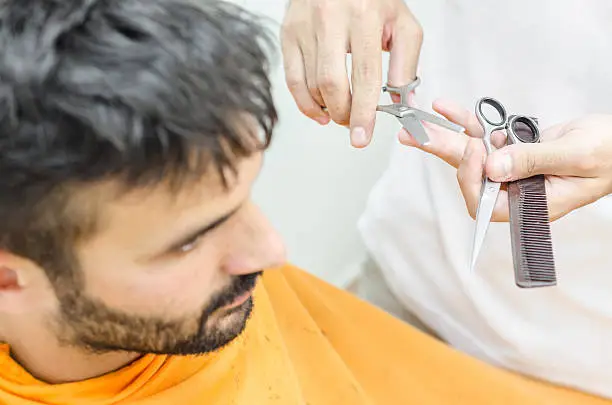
[75,153,262,240]
[92,152,261,205]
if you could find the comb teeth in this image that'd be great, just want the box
[508,175,557,288]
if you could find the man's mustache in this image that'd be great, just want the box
[205,271,262,314]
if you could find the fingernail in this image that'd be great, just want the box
[316,115,330,125]
[351,127,369,147]
[492,153,513,180]
[398,129,415,145]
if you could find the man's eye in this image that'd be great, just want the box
[177,237,201,253]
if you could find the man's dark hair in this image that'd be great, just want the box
[0,0,278,283]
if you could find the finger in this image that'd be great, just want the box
[348,17,383,148]
[486,135,587,182]
[316,23,352,128]
[300,39,327,109]
[457,138,509,221]
[490,188,510,222]
[432,98,484,138]
[538,121,568,142]
[491,130,508,149]
[386,9,423,88]
[547,177,606,221]
[457,139,485,219]
[399,127,469,169]
[398,96,469,168]
[432,98,510,150]
[281,34,330,124]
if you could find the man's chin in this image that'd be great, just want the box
[206,296,254,337]
[131,297,254,357]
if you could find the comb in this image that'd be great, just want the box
[507,117,557,288]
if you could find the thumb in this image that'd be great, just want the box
[486,140,578,181]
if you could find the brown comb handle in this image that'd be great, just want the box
[508,175,557,288]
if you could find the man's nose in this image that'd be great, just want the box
[221,205,286,276]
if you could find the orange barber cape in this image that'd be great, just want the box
[0,264,608,404]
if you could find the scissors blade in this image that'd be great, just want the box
[470,178,502,269]
[399,115,430,145]
[411,109,465,133]
[376,104,404,117]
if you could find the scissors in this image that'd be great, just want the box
[376,77,465,145]
[470,97,540,269]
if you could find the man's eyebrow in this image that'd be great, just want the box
[164,204,242,253]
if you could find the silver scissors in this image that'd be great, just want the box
[470,97,540,269]
[376,77,465,145]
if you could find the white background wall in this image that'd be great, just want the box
[228,0,402,286]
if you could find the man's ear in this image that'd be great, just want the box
[0,251,41,314]
[0,251,26,291]
[0,266,19,290]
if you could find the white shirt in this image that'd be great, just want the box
[358,0,612,398]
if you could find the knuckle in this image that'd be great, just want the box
[349,0,368,17]
[285,75,303,92]
[313,1,331,21]
[317,72,342,94]
[353,59,380,82]
[521,153,538,176]
[330,112,350,126]
[296,101,321,119]
[574,153,598,174]
[280,20,293,38]
[408,21,424,44]
[397,9,424,42]
[280,14,302,38]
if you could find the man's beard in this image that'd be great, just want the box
[52,271,262,356]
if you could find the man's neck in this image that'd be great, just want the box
[5,325,141,384]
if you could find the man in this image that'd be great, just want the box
[0,0,610,404]
[281,0,612,399]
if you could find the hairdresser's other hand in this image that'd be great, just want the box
[400,98,612,221]
[280,0,423,147]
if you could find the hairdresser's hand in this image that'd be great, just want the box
[400,98,612,221]
[280,0,423,147]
